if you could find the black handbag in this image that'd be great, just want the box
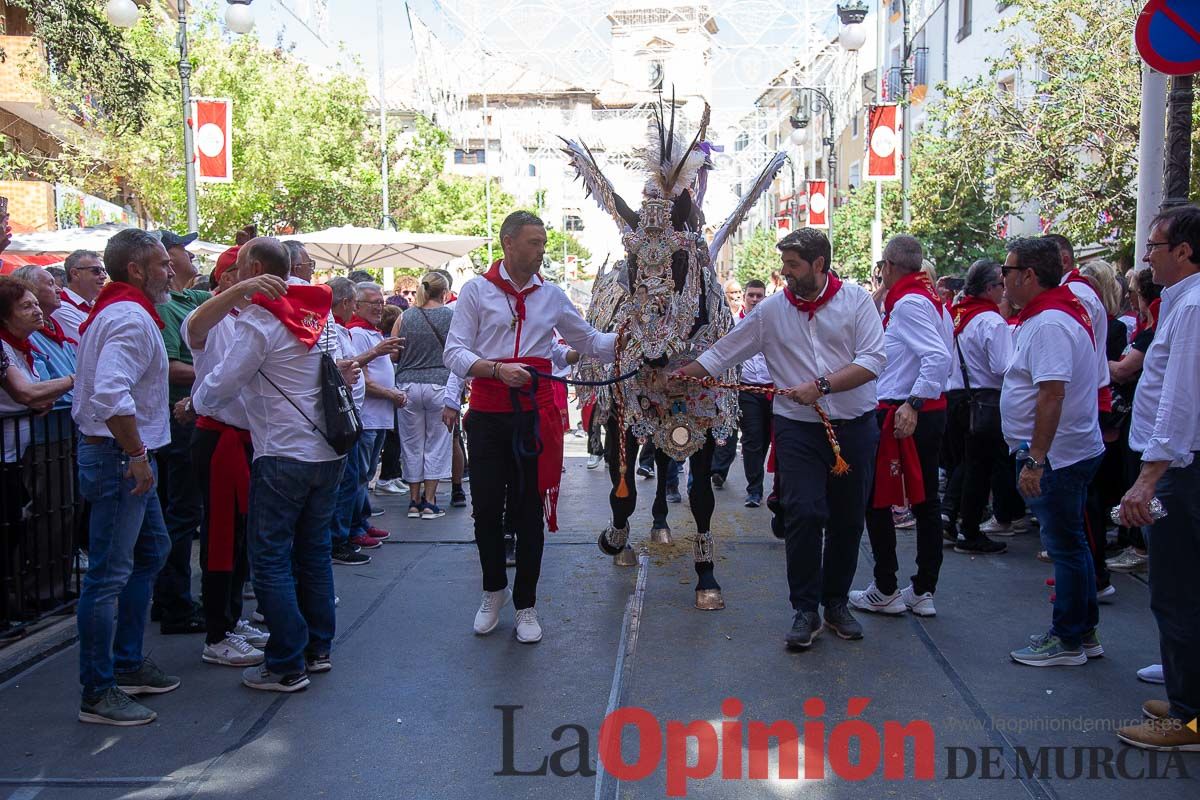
[955,337,1003,437]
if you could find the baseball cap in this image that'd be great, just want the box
[159,230,199,250]
[213,246,241,283]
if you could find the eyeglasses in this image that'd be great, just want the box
[295,260,317,270]
[358,300,385,307]
[1000,265,1025,275]
[1145,240,1173,253]
[77,266,107,276]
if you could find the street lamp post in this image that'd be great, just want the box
[790,88,837,249]
[898,0,913,228]
[107,0,256,234]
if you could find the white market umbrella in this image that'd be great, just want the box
[286,226,489,271]
[7,222,227,259]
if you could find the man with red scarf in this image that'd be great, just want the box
[72,229,178,725]
[53,249,106,343]
[850,235,953,618]
[444,211,616,644]
[676,228,885,648]
[1002,237,1104,667]
[192,238,360,692]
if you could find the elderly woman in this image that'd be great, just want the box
[393,271,453,519]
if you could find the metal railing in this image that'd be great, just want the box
[0,408,83,641]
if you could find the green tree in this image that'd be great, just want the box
[733,226,781,285]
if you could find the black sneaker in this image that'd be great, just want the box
[79,687,156,726]
[504,535,517,567]
[666,488,682,503]
[331,542,371,565]
[451,488,467,508]
[822,603,864,640]
[241,664,310,692]
[115,657,180,696]
[954,536,1007,555]
[305,653,333,673]
[785,611,823,649]
[744,493,762,508]
[636,465,655,479]
[712,474,726,489]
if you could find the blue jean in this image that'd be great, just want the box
[351,429,387,536]
[329,441,362,545]
[1022,454,1103,648]
[248,456,344,674]
[76,439,170,698]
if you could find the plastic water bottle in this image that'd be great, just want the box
[1110,497,1167,524]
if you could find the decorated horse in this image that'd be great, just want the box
[562,101,785,609]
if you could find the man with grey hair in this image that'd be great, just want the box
[850,234,953,618]
[283,241,315,284]
[54,249,106,342]
[345,280,405,548]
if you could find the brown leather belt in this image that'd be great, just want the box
[83,436,110,445]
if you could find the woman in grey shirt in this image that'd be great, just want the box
[392,272,454,519]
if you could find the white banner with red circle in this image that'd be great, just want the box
[866,104,899,181]
[807,180,828,228]
[192,98,233,183]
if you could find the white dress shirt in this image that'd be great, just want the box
[191,305,343,463]
[350,325,396,430]
[875,294,954,402]
[185,310,252,430]
[735,311,773,385]
[1119,313,1138,345]
[71,301,170,449]
[696,284,886,423]
[947,310,1013,391]
[333,322,367,410]
[444,262,616,378]
[1001,309,1104,469]
[1063,276,1109,390]
[52,288,91,344]
[1129,271,1200,466]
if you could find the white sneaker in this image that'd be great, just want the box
[473,588,511,635]
[587,454,603,470]
[980,517,1014,536]
[202,634,265,666]
[1097,584,1117,603]
[515,607,543,643]
[1137,664,1165,684]
[251,610,265,624]
[848,582,906,615]
[375,479,406,495]
[901,585,936,617]
[234,619,269,647]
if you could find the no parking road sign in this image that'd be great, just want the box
[1136,0,1200,75]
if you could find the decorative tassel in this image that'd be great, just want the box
[831,448,852,476]
[616,474,630,498]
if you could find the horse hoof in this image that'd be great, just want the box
[614,545,639,566]
[695,588,725,610]
[598,531,622,556]
[649,525,673,545]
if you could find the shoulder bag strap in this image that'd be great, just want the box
[415,306,446,349]
[954,334,974,396]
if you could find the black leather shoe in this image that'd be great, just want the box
[785,611,823,649]
[160,611,205,635]
[822,603,864,640]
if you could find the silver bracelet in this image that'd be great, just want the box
[127,453,150,463]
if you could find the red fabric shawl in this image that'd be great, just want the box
[251,284,332,349]
[883,271,944,328]
[78,282,164,338]
[194,416,251,572]
[0,327,38,371]
[872,404,926,509]
[952,296,1001,337]
[1016,285,1094,346]
[783,271,843,320]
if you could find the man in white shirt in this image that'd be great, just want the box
[347,282,405,546]
[734,279,773,508]
[192,238,359,693]
[445,211,617,644]
[72,229,179,726]
[850,235,953,618]
[53,249,106,343]
[1116,205,1200,751]
[676,228,886,648]
[283,241,315,284]
[1000,237,1104,668]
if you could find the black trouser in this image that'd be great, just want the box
[379,427,403,482]
[465,411,544,610]
[192,427,251,645]
[153,415,202,622]
[992,452,1026,523]
[711,426,738,480]
[958,420,1010,540]
[607,417,716,533]
[1082,436,1123,589]
[941,391,970,527]
[587,410,606,458]
[865,407,947,596]
[776,413,878,613]
[1150,457,1200,721]
[738,390,772,498]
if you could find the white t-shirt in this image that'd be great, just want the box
[349,325,395,430]
[1001,309,1104,469]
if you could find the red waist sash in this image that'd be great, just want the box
[872,402,928,509]
[195,415,252,571]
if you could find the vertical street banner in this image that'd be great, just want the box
[866,104,900,181]
[807,181,828,228]
[192,98,233,183]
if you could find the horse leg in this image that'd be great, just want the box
[688,435,723,610]
[650,450,673,544]
[598,417,638,565]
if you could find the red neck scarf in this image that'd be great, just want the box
[1134,298,1161,339]
[783,272,843,320]
[0,327,39,371]
[483,259,541,321]
[59,290,91,312]
[952,296,1001,337]
[78,282,164,338]
[252,284,332,349]
[883,271,943,327]
[39,316,76,347]
[1062,268,1099,296]
[344,315,379,332]
[1016,285,1094,345]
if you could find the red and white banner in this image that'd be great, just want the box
[807,181,828,228]
[192,98,233,183]
[866,104,900,181]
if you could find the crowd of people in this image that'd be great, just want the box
[0,207,1195,754]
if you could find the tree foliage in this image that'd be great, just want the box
[734,226,780,285]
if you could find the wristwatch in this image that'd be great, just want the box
[1022,455,1046,471]
[904,395,925,411]
[816,376,833,396]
